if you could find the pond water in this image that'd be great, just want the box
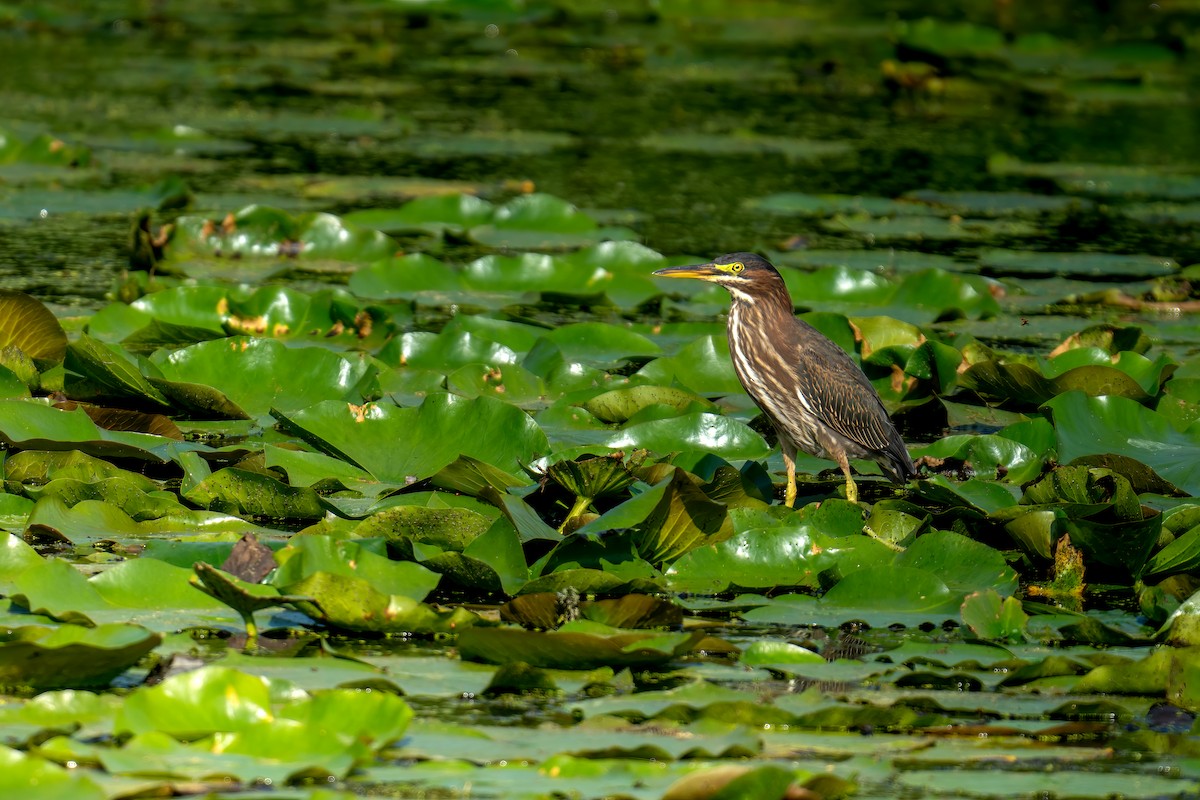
[1,2,1199,799]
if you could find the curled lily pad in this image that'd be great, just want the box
[1031,470,1161,579]
[546,452,642,499]
[0,400,195,462]
[0,291,67,367]
[0,624,161,690]
[65,335,169,408]
[191,563,311,640]
[500,593,681,630]
[573,469,729,564]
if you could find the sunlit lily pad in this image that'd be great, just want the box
[152,337,374,419]
[343,193,495,236]
[468,194,635,250]
[166,205,397,267]
[0,291,67,367]
[273,394,549,483]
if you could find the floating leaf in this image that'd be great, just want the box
[153,337,373,419]
[167,205,397,265]
[274,394,548,483]
[574,469,728,564]
[0,624,161,690]
[0,291,67,366]
[458,623,704,670]
[961,590,1029,643]
[1046,392,1200,496]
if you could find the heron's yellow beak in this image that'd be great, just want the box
[652,263,721,280]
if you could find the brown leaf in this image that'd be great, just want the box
[53,400,183,439]
[221,533,277,583]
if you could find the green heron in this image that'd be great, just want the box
[653,252,915,506]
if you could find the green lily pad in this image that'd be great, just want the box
[961,590,1030,643]
[0,746,104,800]
[640,133,851,161]
[273,535,441,602]
[0,400,195,462]
[0,624,161,690]
[343,192,495,236]
[279,571,478,634]
[167,205,397,266]
[747,192,918,217]
[904,190,1090,217]
[458,622,705,670]
[183,467,327,519]
[979,249,1176,279]
[468,194,634,250]
[605,413,769,462]
[1046,392,1200,496]
[573,469,729,564]
[273,393,548,483]
[153,337,373,419]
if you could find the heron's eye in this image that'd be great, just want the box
[729,262,744,273]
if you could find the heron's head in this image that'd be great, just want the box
[653,252,784,303]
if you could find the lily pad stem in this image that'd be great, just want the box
[557,495,593,533]
[240,611,259,646]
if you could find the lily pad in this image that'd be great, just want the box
[0,292,67,367]
[0,624,161,690]
[273,394,549,483]
[458,622,705,670]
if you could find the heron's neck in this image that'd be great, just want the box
[726,282,795,355]
[726,282,794,325]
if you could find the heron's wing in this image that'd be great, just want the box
[791,338,911,467]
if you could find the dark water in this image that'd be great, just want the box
[1,0,1197,313]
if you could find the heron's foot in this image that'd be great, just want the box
[844,475,859,505]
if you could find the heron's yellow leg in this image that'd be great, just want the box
[835,453,858,504]
[782,450,797,508]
